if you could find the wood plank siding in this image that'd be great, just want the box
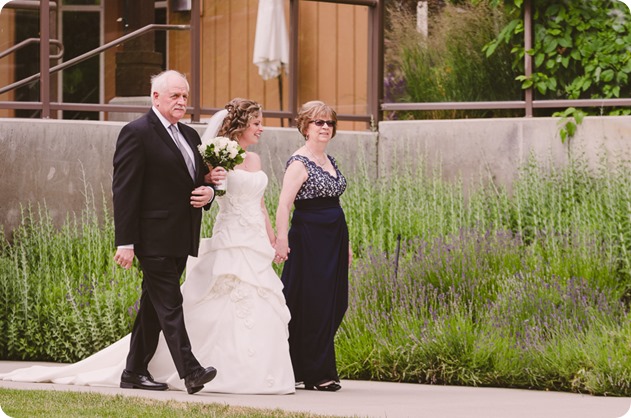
[0,1,370,130]
[182,0,370,130]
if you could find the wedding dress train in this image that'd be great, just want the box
[1,169,295,394]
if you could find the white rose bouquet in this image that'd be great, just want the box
[198,136,245,195]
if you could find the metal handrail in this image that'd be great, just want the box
[5,1,620,123]
[0,24,189,96]
[4,0,57,10]
[379,0,631,117]
[0,0,381,125]
[381,98,631,112]
[0,38,64,60]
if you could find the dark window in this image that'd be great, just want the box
[62,11,100,120]
[15,11,41,118]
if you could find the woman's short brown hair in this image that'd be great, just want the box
[295,100,337,140]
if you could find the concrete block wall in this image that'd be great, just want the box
[378,116,631,192]
[1,116,630,238]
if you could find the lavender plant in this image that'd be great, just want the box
[337,152,631,396]
[2,152,631,396]
[0,189,139,362]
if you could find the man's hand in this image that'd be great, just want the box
[114,247,135,270]
[191,186,214,208]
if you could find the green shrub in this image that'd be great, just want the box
[385,1,521,120]
[0,192,139,362]
[2,152,631,395]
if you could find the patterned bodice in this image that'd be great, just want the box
[214,170,267,231]
[285,154,347,201]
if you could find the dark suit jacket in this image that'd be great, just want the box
[112,110,211,257]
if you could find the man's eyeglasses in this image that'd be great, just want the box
[310,119,336,128]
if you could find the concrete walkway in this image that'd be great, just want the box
[0,362,630,418]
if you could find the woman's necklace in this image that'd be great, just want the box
[305,144,327,167]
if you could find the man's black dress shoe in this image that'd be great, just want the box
[305,380,342,392]
[120,369,168,391]
[184,366,217,394]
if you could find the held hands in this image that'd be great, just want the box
[114,247,135,270]
[191,186,214,208]
[273,237,290,264]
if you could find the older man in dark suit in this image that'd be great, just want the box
[112,70,217,394]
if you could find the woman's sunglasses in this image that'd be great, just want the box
[310,119,336,127]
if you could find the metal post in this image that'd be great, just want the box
[190,0,201,122]
[367,0,384,127]
[40,0,51,118]
[524,0,533,117]
[289,0,299,126]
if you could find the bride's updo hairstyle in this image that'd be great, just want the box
[295,100,337,140]
[218,98,262,140]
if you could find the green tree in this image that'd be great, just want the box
[485,0,631,106]
[385,1,521,119]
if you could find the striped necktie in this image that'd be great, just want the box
[169,124,196,179]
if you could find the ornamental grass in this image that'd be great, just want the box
[1,152,630,395]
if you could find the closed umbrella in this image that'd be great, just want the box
[253,0,289,124]
[0,1,12,13]
[253,0,289,81]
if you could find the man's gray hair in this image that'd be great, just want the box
[150,70,189,95]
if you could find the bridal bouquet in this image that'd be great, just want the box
[198,136,245,195]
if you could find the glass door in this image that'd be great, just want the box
[59,0,102,120]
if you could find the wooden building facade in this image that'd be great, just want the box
[0,0,372,131]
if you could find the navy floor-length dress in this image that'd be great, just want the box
[281,155,349,386]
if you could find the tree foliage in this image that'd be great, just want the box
[485,0,631,105]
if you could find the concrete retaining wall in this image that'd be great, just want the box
[1,116,630,238]
[378,117,631,191]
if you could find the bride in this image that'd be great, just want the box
[0,98,296,395]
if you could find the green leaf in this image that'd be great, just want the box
[574,110,585,124]
[484,41,498,57]
[546,59,556,70]
[560,129,568,142]
[544,39,558,54]
[612,85,621,97]
[566,122,576,137]
[558,34,573,48]
[570,49,581,60]
[601,69,614,82]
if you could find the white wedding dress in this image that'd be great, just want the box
[0,169,296,395]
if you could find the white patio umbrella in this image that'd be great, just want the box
[0,1,12,13]
[253,0,289,81]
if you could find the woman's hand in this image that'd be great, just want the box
[205,166,227,185]
[274,237,290,264]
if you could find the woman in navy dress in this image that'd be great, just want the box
[274,101,349,392]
